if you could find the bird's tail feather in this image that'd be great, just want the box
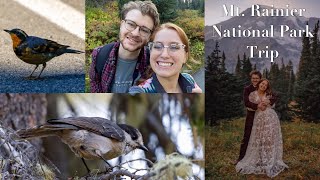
[64,48,84,54]
[16,124,77,139]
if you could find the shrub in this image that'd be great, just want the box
[85,1,120,52]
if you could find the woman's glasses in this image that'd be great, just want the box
[148,42,186,54]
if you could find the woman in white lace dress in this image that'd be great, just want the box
[236,79,288,178]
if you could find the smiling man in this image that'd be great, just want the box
[89,1,160,93]
[235,70,263,164]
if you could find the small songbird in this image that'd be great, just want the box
[4,28,83,79]
[16,117,148,172]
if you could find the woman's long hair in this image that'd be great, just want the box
[256,78,272,95]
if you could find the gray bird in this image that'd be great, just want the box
[16,117,148,172]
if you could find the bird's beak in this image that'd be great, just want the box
[138,144,148,152]
[4,29,10,33]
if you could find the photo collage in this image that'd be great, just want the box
[0,0,319,179]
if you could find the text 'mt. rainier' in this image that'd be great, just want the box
[211,4,312,62]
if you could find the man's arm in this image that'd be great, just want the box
[89,48,102,92]
[243,86,258,110]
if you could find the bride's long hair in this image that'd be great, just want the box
[256,78,273,95]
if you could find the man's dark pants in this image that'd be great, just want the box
[238,110,255,161]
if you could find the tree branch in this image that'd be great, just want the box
[114,158,154,168]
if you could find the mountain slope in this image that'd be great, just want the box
[205,5,319,72]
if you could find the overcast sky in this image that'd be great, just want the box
[205,0,320,25]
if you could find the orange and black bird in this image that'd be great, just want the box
[4,28,83,79]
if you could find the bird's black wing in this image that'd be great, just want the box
[47,117,125,142]
[27,36,69,55]
[13,36,68,63]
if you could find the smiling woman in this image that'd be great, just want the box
[88,1,160,93]
[129,23,202,93]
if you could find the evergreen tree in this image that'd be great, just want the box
[153,0,178,22]
[269,62,280,83]
[263,68,269,79]
[235,54,242,76]
[242,54,252,85]
[190,0,197,9]
[278,58,288,93]
[184,0,190,9]
[310,21,319,71]
[286,60,295,100]
[295,21,320,120]
[205,42,243,125]
[279,60,291,120]
[221,51,226,72]
[205,42,221,76]
[117,0,130,13]
[119,0,179,23]
[297,25,311,81]
[268,61,292,120]
[198,0,204,15]
[87,0,111,8]
[304,20,320,119]
[243,53,247,65]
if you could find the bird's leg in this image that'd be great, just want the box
[97,154,113,172]
[81,158,90,173]
[28,64,39,79]
[37,63,46,79]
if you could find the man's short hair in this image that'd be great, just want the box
[121,1,160,30]
[249,70,262,78]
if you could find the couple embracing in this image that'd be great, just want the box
[236,70,288,178]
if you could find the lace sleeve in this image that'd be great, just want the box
[247,91,259,111]
[249,91,260,104]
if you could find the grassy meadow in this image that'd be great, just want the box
[205,118,320,179]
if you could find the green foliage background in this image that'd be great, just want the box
[85,0,204,92]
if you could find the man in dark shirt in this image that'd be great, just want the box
[89,1,160,93]
[236,70,266,162]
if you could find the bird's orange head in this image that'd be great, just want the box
[4,28,29,48]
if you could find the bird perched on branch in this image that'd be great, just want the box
[16,117,148,172]
[4,28,83,79]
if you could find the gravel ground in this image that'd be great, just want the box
[0,0,85,93]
